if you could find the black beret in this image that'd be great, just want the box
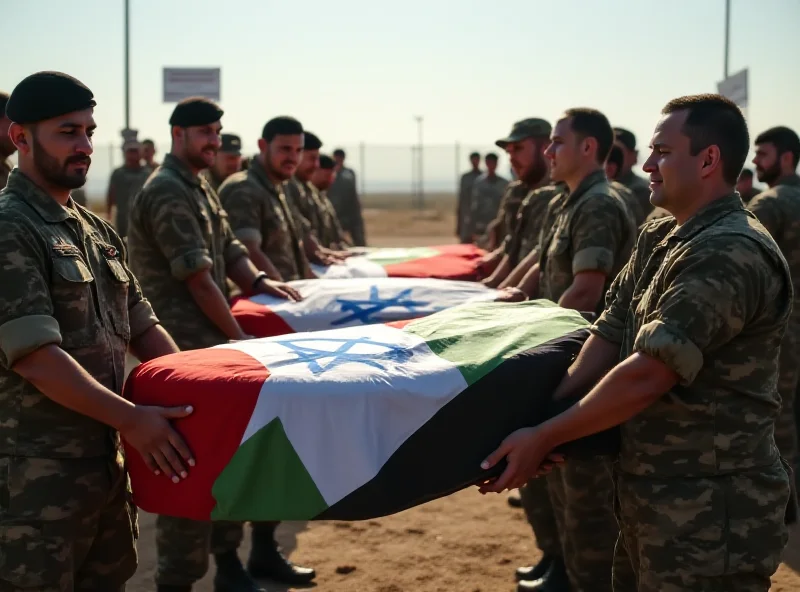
[613,127,637,151]
[6,71,96,124]
[304,132,322,151]
[169,96,223,127]
[319,154,335,169]
[262,116,303,141]
[220,133,242,154]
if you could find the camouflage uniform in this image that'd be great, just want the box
[748,173,800,471]
[200,168,226,194]
[107,164,151,238]
[0,158,11,188]
[457,168,482,242]
[739,186,761,204]
[538,170,636,592]
[328,166,366,246]
[0,170,156,590]
[487,178,547,250]
[468,172,509,245]
[219,157,308,282]
[71,187,88,207]
[127,153,251,586]
[285,177,324,242]
[313,186,348,249]
[616,170,652,227]
[592,193,793,591]
[504,184,562,269]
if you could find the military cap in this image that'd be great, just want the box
[169,96,223,127]
[495,118,552,148]
[6,71,96,124]
[319,154,335,169]
[613,127,637,151]
[304,132,322,151]
[220,133,242,154]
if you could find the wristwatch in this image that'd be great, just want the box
[252,271,269,291]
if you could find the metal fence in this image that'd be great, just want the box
[14,142,514,209]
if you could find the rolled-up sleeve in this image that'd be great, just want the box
[571,194,625,276]
[220,184,263,245]
[0,222,62,368]
[590,256,635,345]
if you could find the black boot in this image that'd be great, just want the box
[515,554,554,581]
[508,490,523,508]
[213,551,264,592]
[247,522,316,586]
[156,587,192,592]
[517,557,569,591]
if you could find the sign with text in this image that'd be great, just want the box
[717,68,748,108]
[163,67,221,102]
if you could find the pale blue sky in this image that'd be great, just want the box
[4,0,800,193]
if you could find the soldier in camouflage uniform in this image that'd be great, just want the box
[511,109,636,592]
[219,117,314,283]
[482,94,794,592]
[748,126,800,484]
[0,91,15,188]
[105,137,150,238]
[737,168,761,203]
[312,153,350,249]
[142,138,160,171]
[0,71,196,591]
[458,152,482,242]
[127,98,309,592]
[467,153,508,247]
[606,144,644,231]
[613,127,652,226]
[202,133,243,193]
[328,147,366,246]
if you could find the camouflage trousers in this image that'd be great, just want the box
[519,478,561,557]
[156,518,279,585]
[611,459,791,592]
[776,336,799,469]
[547,458,618,592]
[0,452,138,591]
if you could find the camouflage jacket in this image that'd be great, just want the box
[457,169,482,239]
[107,164,151,237]
[489,177,548,249]
[284,177,318,236]
[312,186,348,249]
[468,173,508,240]
[505,183,563,267]
[0,159,11,189]
[537,170,636,313]
[218,156,307,281]
[327,167,364,235]
[127,153,249,351]
[0,170,158,458]
[592,193,792,477]
[617,169,653,227]
[201,168,227,195]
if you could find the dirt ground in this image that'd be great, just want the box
[125,206,800,591]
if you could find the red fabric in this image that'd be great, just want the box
[230,297,295,338]
[123,348,267,520]
[384,244,486,281]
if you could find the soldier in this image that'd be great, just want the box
[511,108,635,592]
[481,118,551,286]
[142,138,160,170]
[106,135,150,238]
[458,151,482,242]
[202,133,243,193]
[467,153,508,246]
[328,147,366,246]
[737,167,760,203]
[613,127,652,225]
[481,93,794,592]
[219,117,314,283]
[748,126,800,482]
[0,70,194,590]
[0,91,15,188]
[127,97,309,592]
[308,153,349,250]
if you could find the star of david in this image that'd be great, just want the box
[269,336,414,376]
[331,286,430,326]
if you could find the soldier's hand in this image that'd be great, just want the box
[493,287,527,303]
[257,279,303,302]
[477,427,564,494]
[121,405,195,483]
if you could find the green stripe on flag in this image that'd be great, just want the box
[211,418,328,520]
[403,299,589,385]
[365,247,440,266]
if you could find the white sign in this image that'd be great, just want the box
[717,68,748,108]
[163,67,221,103]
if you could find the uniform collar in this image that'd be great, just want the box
[775,173,800,188]
[562,170,608,207]
[666,193,744,242]
[162,153,201,187]
[4,169,74,223]
[249,156,281,194]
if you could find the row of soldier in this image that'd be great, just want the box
[450,108,800,591]
[1,68,800,592]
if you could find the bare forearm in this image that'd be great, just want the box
[558,284,603,314]
[226,255,261,294]
[517,263,540,297]
[485,256,511,287]
[129,324,180,362]
[552,334,620,401]
[242,240,282,280]
[186,273,246,340]
[12,345,134,430]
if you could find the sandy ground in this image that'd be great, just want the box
[125,207,800,591]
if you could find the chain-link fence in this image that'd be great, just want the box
[16,141,513,209]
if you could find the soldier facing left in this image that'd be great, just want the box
[0,71,196,590]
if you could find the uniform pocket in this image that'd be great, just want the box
[50,255,96,345]
[100,250,131,341]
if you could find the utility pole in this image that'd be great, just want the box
[124,0,130,130]
[414,116,424,209]
[723,0,730,78]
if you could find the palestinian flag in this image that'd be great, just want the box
[231,277,498,337]
[125,300,615,522]
[311,244,486,281]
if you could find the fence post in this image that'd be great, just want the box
[358,142,366,197]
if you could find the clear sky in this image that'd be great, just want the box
[4,0,800,192]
